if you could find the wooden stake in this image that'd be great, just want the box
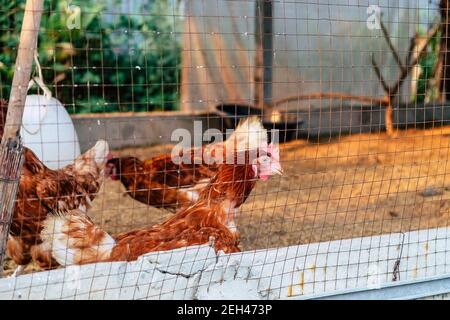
[0,0,44,273]
[1,0,44,144]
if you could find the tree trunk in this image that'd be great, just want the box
[385,102,394,136]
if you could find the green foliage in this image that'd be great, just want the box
[415,29,440,104]
[0,0,182,113]
[0,0,23,98]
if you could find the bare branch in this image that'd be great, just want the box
[380,19,406,73]
[371,54,391,94]
[273,92,389,107]
[409,23,440,67]
[405,36,417,66]
[390,23,440,98]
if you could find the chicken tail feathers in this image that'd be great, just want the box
[41,210,115,266]
[74,139,110,174]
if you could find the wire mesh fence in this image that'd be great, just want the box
[0,0,450,300]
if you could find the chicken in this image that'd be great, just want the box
[40,117,283,265]
[107,117,264,211]
[6,140,110,274]
[107,152,216,211]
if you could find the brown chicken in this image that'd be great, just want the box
[107,117,264,211]
[6,140,110,275]
[41,117,283,265]
[107,152,216,211]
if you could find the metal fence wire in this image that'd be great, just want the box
[1,0,450,300]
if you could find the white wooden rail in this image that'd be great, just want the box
[1,226,449,300]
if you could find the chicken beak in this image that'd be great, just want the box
[273,164,283,176]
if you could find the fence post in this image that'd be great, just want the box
[0,0,44,273]
[254,0,273,111]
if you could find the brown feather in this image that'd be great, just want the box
[108,117,265,211]
[43,153,259,266]
[110,152,257,261]
[41,118,272,266]
[8,144,108,270]
[108,149,218,211]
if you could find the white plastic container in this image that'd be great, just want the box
[20,94,81,169]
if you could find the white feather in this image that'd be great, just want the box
[41,214,115,266]
[92,140,109,165]
[225,117,267,152]
[41,215,74,265]
[178,189,199,202]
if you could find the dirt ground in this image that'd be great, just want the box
[5,126,450,274]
